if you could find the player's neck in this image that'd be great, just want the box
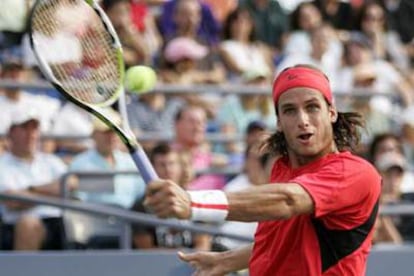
[288,143,338,168]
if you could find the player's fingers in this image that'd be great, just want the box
[151,201,174,218]
[146,179,168,194]
[144,186,170,206]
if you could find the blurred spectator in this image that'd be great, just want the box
[374,151,414,242]
[217,145,273,250]
[277,23,342,90]
[367,133,414,243]
[0,48,61,135]
[69,108,145,208]
[283,1,341,62]
[158,0,220,46]
[367,132,404,164]
[0,106,76,250]
[159,36,225,118]
[245,120,268,148]
[50,102,95,161]
[338,33,412,100]
[400,106,414,165]
[218,7,273,82]
[200,0,237,23]
[373,152,404,244]
[160,36,225,84]
[101,0,157,66]
[129,0,163,63]
[354,1,410,71]
[238,0,289,51]
[379,0,414,45]
[0,0,30,48]
[313,0,355,32]
[284,1,322,56]
[379,0,414,85]
[126,91,185,137]
[336,32,413,138]
[375,151,414,203]
[173,104,228,190]
[131,143,211,250]
[216,69,275,134]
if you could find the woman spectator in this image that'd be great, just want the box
[313,0,355,32]
[283,2,324,57]
[218,7,273,83]
[354,1,409,71]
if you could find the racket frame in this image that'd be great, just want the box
[28,0,158,183]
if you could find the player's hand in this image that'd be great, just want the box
[178,251,228,276]
[144,179,192,219]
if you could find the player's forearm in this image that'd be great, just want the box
[226,183,313,222]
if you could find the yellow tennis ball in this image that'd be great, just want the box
[125,65,157,94]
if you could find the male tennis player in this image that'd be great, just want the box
[144,64,381,275]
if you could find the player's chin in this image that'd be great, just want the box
[293,145,321,157]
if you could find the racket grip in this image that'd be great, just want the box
[130,147,158,184]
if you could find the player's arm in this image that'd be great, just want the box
[144,179,314,222]
[226,183,314,221]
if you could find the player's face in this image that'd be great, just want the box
[277,88,337,167]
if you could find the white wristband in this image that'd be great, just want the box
[188,190,229,223]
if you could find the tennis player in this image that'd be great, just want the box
[144,64,381,275]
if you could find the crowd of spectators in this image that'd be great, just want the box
[1,0,414,251]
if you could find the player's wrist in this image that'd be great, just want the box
[188,190,229,223]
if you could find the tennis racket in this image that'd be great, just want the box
[28,0,158,183]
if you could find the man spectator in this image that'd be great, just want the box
[69,108,145,208]
[0,105,76,250]
[0,48,61,135]
[172,104,228,190]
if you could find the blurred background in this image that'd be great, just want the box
[1,0,414,275]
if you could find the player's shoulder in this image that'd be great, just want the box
[336,151,377,170]
[332,152,381,186]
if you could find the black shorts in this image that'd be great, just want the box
[1,217,65,250]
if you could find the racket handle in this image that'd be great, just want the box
[130,147,158,184]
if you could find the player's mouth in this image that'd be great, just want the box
[297,133,313,143]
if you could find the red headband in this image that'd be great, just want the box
[272,67,333,106]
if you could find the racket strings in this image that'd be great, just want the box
[31,0,121,105]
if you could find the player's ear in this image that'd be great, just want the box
[276,117,282,132]
[329,106,338,123]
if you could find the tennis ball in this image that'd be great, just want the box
[125,65,157,94]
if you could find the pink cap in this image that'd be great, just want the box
[164,37,208,63]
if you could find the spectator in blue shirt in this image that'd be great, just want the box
[69,108,145,208]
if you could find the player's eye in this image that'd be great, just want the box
[282,107,295,115]
[306,104,320,113]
